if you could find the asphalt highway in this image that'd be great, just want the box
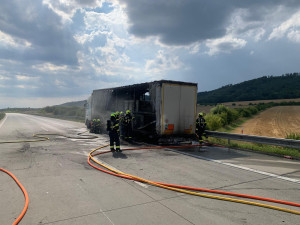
[0,113,299,225]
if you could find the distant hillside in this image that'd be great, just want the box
[57,100,86,108]
[197,73,300,104]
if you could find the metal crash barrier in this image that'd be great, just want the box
[206,131,300,150]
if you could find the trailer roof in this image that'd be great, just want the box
[92,80,197,93]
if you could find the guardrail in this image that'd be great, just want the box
[206,131,300,150]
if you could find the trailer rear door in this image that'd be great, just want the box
[161,83,197,135]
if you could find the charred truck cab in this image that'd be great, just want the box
[85,80,198,143]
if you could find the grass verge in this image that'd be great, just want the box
[0,112,5,121]
[286,133,300,140]
[207,137,300,159]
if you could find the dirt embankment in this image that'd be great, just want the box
[222,98,300,107]
[231,106,300,138]
[197,98,300,114]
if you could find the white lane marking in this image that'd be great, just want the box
[41,127,49,131]
[236,158,300,165]
[134,181,149,188]
[100,208,115,225]
[168,148,300,184]
[218,162,300,183]
[0,114,8,129]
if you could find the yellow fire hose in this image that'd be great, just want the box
[0,134,49,144]
[88,145,300,215]
[0,132,98,144]
[1,133,300,225]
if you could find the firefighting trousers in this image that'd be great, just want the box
[123,124,133,139]
[109,131,120,150]
[196,128,206,143]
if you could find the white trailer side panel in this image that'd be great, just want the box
[160,83,197,135]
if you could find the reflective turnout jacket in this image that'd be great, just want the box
[196,117,206,130]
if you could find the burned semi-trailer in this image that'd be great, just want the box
[85,80,197,141]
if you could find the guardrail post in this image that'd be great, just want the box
[228,139,231,151]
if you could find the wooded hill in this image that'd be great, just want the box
[197,73,300,104]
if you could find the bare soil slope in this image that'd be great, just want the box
[197,98,300,114]
[232,106,300,138]
[223,98,300,107]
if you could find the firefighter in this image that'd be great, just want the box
[95,118,101,134]
[123,110,134,141]
[115,111,122,124]
[107,113,121,152]
[115,111,125,138]
[91,118,101,134]
[114,111,122,137]
[196,112,207,144]
[90,119,96,133]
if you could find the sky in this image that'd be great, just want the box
[0,0,300,108]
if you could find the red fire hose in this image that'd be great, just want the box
[0,168,29,225]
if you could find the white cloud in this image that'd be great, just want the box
[55,79,66,87]
[145,50,183,76]
[42,0,74,23]
[74,30,103,44]
[74,4,143,80]
[83,3,128,31]
[14,84,37,89]
[287,30,300,43]
[88,32,130,76]
[0,75,11,80]
[42,0,106,24]
[269,11,300,42]
[205,35,247,56]
[32,63,69,72]
[186,42,201,55]
[0,0,80,66]
[121,1,300,46]
[16,75,39,81]
[0,96,88,108]
[1,0,300,108]
[226,8,268,43]
[0,31,32,48]
[252,28,266,42]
